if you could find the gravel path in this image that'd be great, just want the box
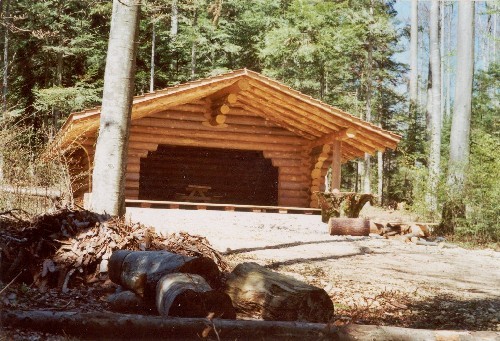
[127,207,500,330]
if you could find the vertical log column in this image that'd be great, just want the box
[308,128,356,208]
[330,140,342,191]
[309,145,332,208]
[329,128,356,192]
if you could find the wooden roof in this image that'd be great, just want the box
[54,69,401,160]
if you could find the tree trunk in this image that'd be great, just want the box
[190,9,198,80]
[224,262,334,323]
[3,310,497,341]
[363,0,374,195]
[51,48,63,136]
[427,0,442,212]
[494,4,497,66]
[445,3,452,120]
[170,0,178,37]
[90,0,140,216]
[443,0,475,232]
[425,62,432,135]
[409,0,418,110]
[440,0,445,126]
[1,310,336,340]
[377,150,383,205]
[149,22,155,93]
[357,160,363,193]
[406,0,420,157]
[2,0,9,113]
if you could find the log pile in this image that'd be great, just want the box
[373,221,452,247]
[107,250,236,319]
[0,208,334,324]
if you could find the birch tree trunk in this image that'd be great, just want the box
[442,0,474,232]
[170,0,178,37]
[190,9,198,80]
[2,0,9,113]
[407,0,419,156]
[427,0,442,212]
[90,0,141,216]
[445,3,452,120]
[363,0,374,195]
[426,63,432,136]
[409,0,418,109]
[440,0,445,126]
[170,0,178,74]
[149,22,155,93]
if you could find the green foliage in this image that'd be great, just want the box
[455,129,500,243]
[440,64,500,243]
[34,85,101,116]
[472,62,499,136]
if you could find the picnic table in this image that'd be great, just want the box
[185,185,212,202]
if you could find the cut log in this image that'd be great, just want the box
[224,262,333,323]
[1,310,336,340]
[156,273,235,319]
[109,250,221,300]
[328,218,370,236]
[3,310,497,341]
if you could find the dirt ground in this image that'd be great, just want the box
[127,205,500,331]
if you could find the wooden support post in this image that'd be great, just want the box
[331,140,342,191]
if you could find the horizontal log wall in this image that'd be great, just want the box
[126,107,313,206]
[68,104,318,207]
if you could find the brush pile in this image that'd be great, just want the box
[0,208,228,292]
[372,221,453,247]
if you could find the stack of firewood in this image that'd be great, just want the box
[373,221,452,247]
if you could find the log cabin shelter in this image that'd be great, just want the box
[52,69,401,211]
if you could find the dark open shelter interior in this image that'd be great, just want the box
[139,145,279,206]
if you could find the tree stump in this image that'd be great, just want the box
[225,262,333,323]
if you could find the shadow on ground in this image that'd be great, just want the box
[336,292,499,331]
[223,237,369,255]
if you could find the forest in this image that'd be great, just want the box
[0,0,498,245]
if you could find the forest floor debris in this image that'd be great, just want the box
[0,207,499,339]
